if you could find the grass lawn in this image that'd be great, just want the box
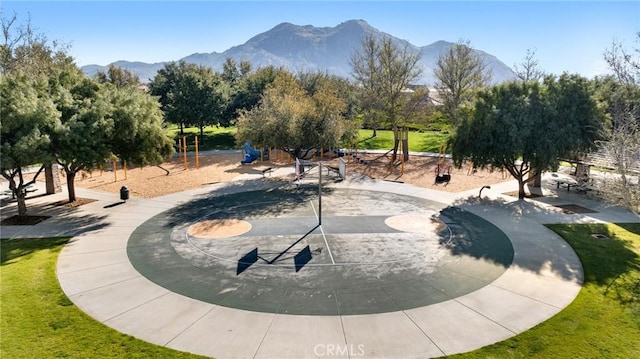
[169,125,237,151]
[0,237,205,359]
[356,129,449,153]
[166,126,450,153]
[2,223,638,358]
[452,222,640,358]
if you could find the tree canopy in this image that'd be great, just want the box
[1,13,68,216]
[224,65,283,124]
[434,40,491,126]
[450,74,604,199]
[0,73,59,215]
[236,71,356,159]
[95,64,140,88]
[149,61,230,135]
[2,14,175,207]
[350,35,423,160]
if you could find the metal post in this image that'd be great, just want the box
[195,136,200,169]
[183,136,187,170]
[318,162,322,226]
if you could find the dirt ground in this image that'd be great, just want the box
[68,152,512,199]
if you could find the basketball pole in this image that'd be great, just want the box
[318,162,322,226]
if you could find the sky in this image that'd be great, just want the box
[2,1,639,78]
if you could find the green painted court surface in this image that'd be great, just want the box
[127,188,514,315]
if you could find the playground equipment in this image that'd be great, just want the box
[294,158,346,185]
[435,164,451,184]
[435,142,451,184]
[241,141,261,164]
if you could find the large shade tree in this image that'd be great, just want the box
[224,65,283,124]
[3,14,175,206]
[236,71,355,159]
[49,61,114,203]
[350,35,422,161]
[149,61,230,135]
[0,73,59,216]
[52,74,174,202]
[0,14,66,217]
[450,74,604,199]
[108,85,174,166]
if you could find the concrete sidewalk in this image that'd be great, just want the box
[2,173,638,358]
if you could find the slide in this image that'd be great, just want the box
[241,141,261,164]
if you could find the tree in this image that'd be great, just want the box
[297,71,358,122]
[596,33,640,211]
[434,40,492,126]
[0,13,66,217]
[351,35,422,161]
[95,64,140,88]
[50,59,174,203]
[149,61,229,135]
[236,71,355,159]
[224,65,282,124]
[108,85,174,166]
[51,77,113,202]
[450,75,604,199]
[513,48,545,82]
[0,73,59,216]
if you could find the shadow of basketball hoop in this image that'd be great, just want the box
[236,225,319,275]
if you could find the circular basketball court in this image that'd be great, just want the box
[127,186,514,315]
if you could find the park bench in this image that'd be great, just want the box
[257,166,273,178]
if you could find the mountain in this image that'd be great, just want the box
[81,20,516,84]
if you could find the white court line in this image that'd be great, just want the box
[309,200,336,264]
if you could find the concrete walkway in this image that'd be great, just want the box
[2,172,638,359]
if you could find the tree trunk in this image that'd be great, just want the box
[16,191,27,217]
[200,126,204,137]
[45,163,62,194]
[530,170,542,188]
[372,128,377,137]
[518,178,527,200]
[391,126,400,162]
[66,171,77,203]
[180,122,184,135]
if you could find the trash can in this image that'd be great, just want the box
[120,186,129,201]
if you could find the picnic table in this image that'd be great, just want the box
[551,173,578,191]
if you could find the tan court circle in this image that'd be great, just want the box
[384,214,445,233]
[187,219,252,239]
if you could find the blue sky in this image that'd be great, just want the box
[2,1,638,78]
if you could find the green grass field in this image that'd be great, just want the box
[168,125,237,151]
[357,129,449,153]
[0,237,205,359]
[2,223,638,358]
[452,222,640,358]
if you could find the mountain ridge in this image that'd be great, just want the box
[81,19,516,84]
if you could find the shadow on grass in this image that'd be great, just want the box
[548,223,640,309]
[1,237,70,265]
